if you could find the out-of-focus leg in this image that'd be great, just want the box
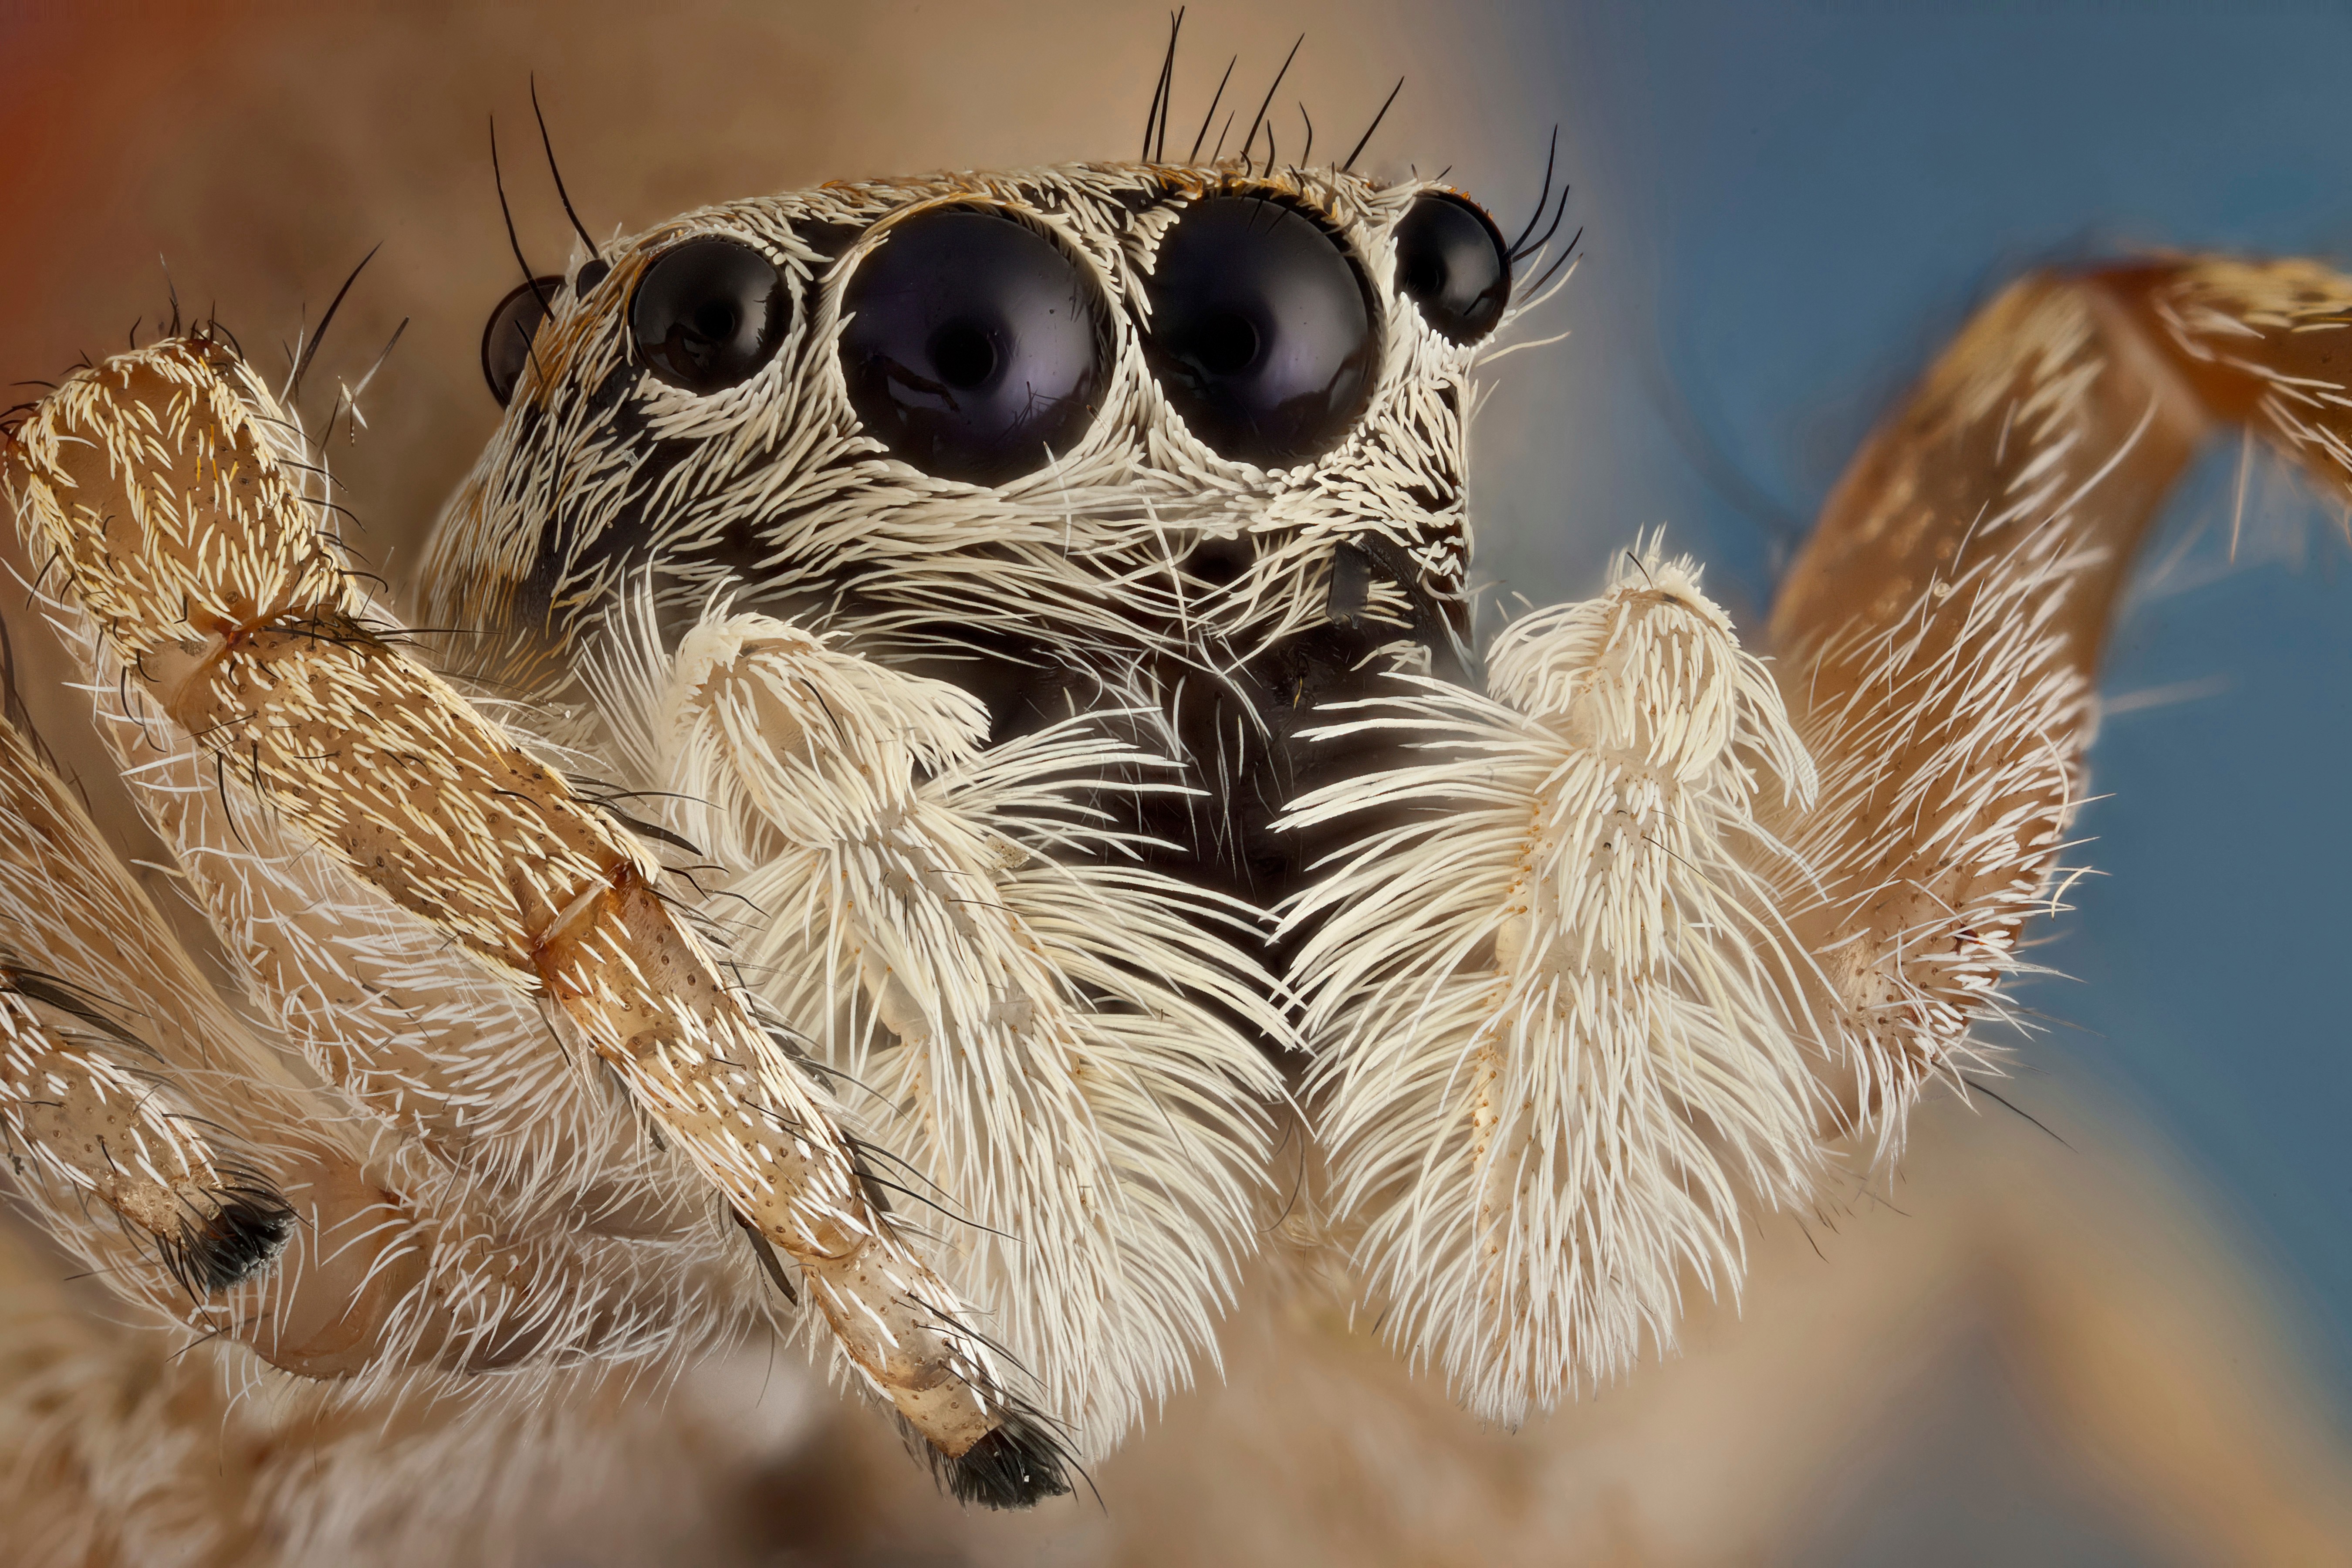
[1766,259,2352,1146]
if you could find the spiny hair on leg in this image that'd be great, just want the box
[1764,487,2104,1164]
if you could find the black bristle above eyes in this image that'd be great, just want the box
[164,1183,296,1295]
[1506,126,1574,270]
[936,1410,1075,1509]
[531,74,602,265]
[1239,34,1303,176]
[1342,76,1405,172]
[1188,54,1237,164]
[1142,8,1185,163]
[287,243,381,405]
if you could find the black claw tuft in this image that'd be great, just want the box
[167,1185,296,1294]
[939,1412,1075,1509]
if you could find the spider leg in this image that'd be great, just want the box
[0,673,762,1393]
[1766,257,2352,1149]
[0,1201,809,1568]
[3,337,1065,1496]
[0,971,291,1297]
[70,603,719,1237]
[0,695,310,1326]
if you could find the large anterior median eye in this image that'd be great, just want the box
[838,207,1109,483]
[480,276,565,406]
[629,237,787,394]
[1393,192,1511,344]
[1143,195,1376,467]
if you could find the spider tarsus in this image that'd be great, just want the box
[936,1410,1075,1509]
[170,1185,297,1293]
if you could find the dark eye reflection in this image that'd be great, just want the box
[1393,192,1511,344]
[629,237,787,395]
[1143,195,1377,467]
[838,207,1110,484]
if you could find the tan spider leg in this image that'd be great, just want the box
[4,338,1037,1468]
[0,402,837,1404]
[68,649,780,1378]
[1767,257,2352,1144]
[16,508,734,1274]
[72,608,716,1237]
[0,981,262,1283]
[0,695,742,1385]
[0,702,318,1325]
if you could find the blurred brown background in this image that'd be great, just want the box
[3,3,2349,1564]
[0,0,1557,585]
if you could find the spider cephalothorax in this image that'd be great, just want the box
[425,159,1536,901]
[402,155,1561,1463]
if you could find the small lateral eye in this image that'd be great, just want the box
[481,275,565,406]
[1143,195,1376,468]
[838,207,1109,484]
[629,236,787,394]
[1393,192,1511,344]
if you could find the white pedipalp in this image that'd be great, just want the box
[582,590,1292,1457]
[1283,545,1827,1421]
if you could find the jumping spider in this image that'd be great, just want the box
[3,53,2349,1561]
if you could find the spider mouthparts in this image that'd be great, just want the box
[937,1412,1075,1510]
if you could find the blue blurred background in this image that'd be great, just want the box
[1471,0,2352,1419]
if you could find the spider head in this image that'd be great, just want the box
[426,159,1525,900]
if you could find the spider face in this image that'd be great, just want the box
[429,162,1514,899]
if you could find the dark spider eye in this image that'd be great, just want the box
[1393,192,1511,344]
[838,207,1109,483]
[480,275,564,406]
[1142,195,1376,467]
[629,237,787,394]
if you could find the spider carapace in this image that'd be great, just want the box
[429,159,1502,914]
